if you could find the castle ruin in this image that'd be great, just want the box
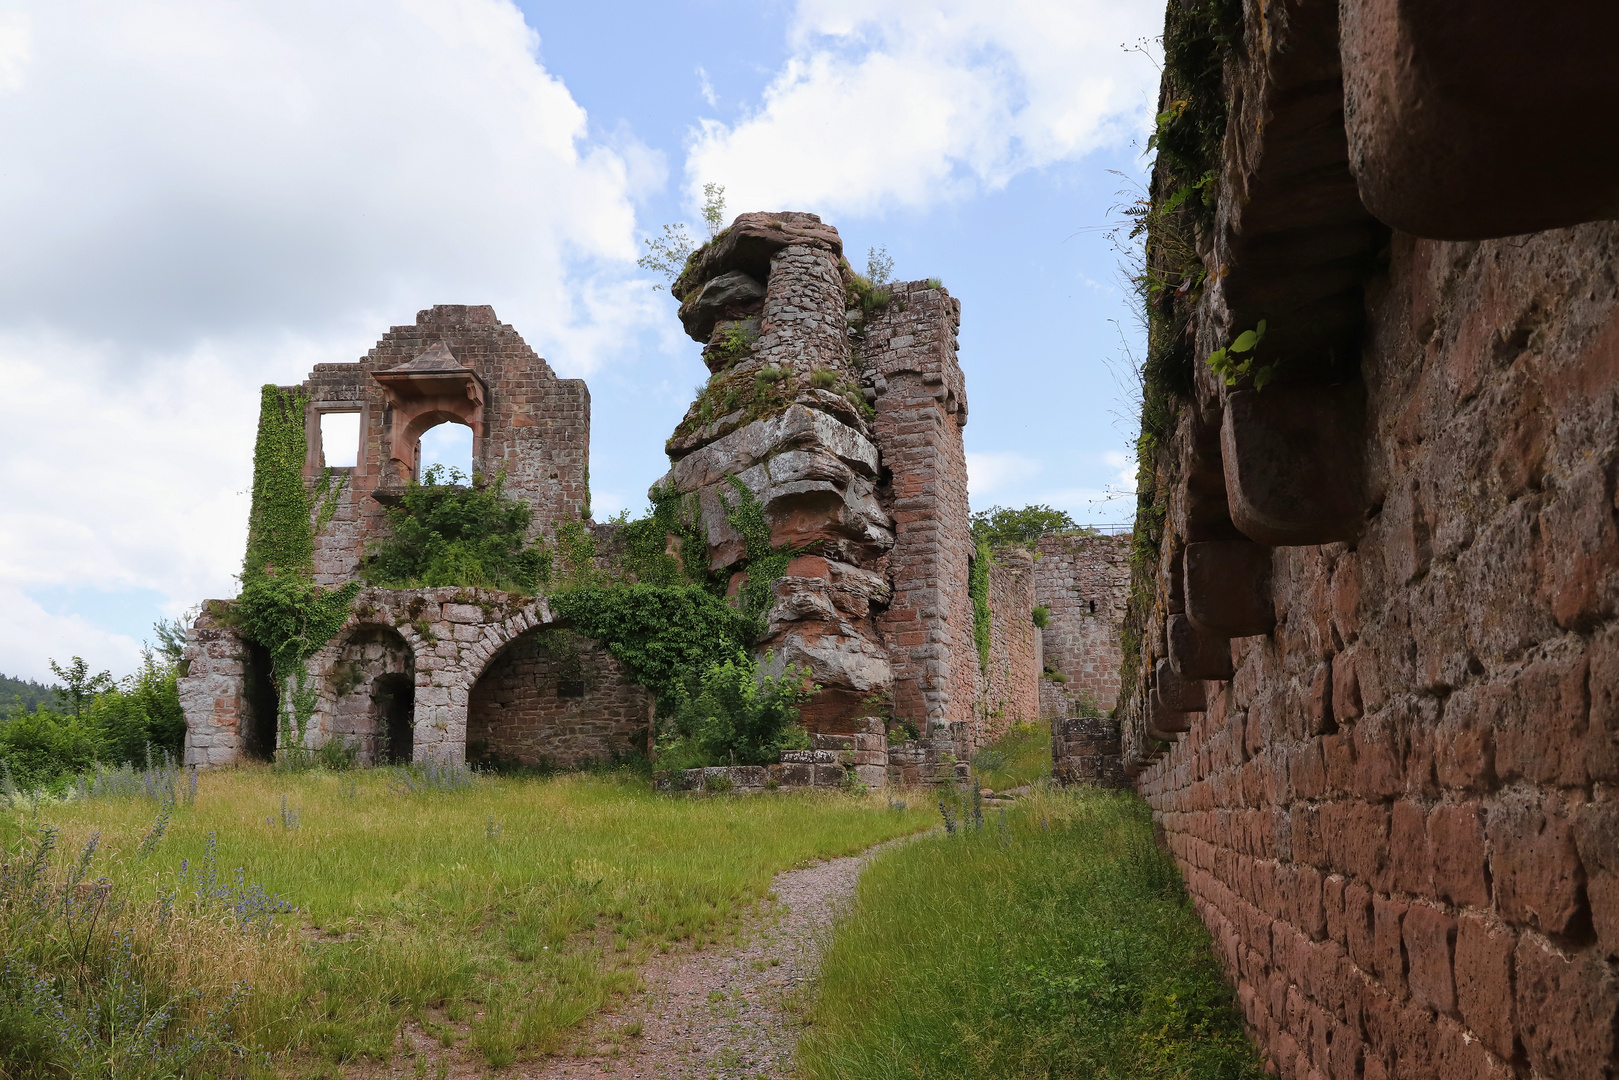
[179,215,1132,785]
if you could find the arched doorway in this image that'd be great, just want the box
[466,628,651,770]
[326,624,416,765]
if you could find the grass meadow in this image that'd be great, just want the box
[971,720,1053,792]
[798,785,1265,1080]
[0,766,933,1076]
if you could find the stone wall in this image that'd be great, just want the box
[467,628,651,768]
[1121,1,1619,1073]
[1034,533,1130,717]
[1052,715,1128,789]
[977,545,1041,747]
[863,280,974,744]
[305,304,589,585]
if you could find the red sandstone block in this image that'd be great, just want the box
[1292,742,1328,800]
[1372,896,1409,1000]
[1353,715,1406,800]
[1573,799,1619,956]
[1297,866,1327,941]
[1487,791,1585,936]
[1346,881,1376,973]
[1324,874,1348,945]
[1329,1020,1363,1080]
[1427,802,1490,909]
[1489,651,1590,788]
[1453,914,1515,1061]
[1331,553,1361,644]
[1516,934,1618,1079]
[1390,800,1432,897]
[1294,803,1326,865]
[1321,733,1356,794]
[1403,904,1458,1016]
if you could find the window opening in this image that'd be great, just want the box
[1089,600,1097,614]
[418,421,474,481]
[557,680,585,699]
[319,411,361,468]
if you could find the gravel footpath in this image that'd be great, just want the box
[522,838,902,1079]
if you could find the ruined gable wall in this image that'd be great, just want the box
[864,281,974,739]
[306,305,588,586]
[977,545,1041,746]
[1139,223,1619,1080]
[1034,532,1130,716]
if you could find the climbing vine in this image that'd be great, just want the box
[235,385,359,751]
[969,539,993,671]
[721,476,794,628]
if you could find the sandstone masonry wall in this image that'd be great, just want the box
[1137,224,1619,1080]
[306,305,588,585]
[467,629,651,768]
[977,545,1042,747]
[864,280,974,743]
[1034,533,1130,717]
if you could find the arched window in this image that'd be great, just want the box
[418,420,474,482]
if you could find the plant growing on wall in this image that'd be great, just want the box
[969,540,993,670]
[657,650,814,769]
[363,465,552,592]
[234,385,360,752]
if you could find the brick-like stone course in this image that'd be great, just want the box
[1134,224,1619,1079]
[977,545,1041,746]
[1033,532,1129,717]
[304,304,588,586]
[864,280,974,746]
[467,629,651,768]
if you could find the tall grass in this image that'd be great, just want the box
[971,720,1052,792]
[0,767,933,1071]
[798,787,1264,1080]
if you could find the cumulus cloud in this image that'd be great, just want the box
[965,450,1043,503]
[685,0,1161,216]
[0,0,652,678]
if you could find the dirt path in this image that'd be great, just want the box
[520,839,900,1080]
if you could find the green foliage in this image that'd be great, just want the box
[699,182,726,238]
[611,487,712,589]
[0,674,55,716]
[658,651,815,769]
[0,646,187,791]
[969,540,992,671]
[46,657,112,721]
[710,321,758,364]
[798,788,1265,1080]
[845,271,893,318]
[808,367,838,390]
[721,477,795,627]
[970,720,1052,792]
[970,504,1085,548]
[637,223,697,288]
[548,585,755,716]
[235,576,361,704]
[865,245,894,286]
[1206,319,1280,388]
[363,465,551,592]
[1031,604,1051,629]
[243,385,316,582]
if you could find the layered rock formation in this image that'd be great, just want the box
[658,213,899,729]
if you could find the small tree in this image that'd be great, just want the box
[637,182,728,289]
[48,657,112,722]
[970,505,1085,549]
[661,652,814,768]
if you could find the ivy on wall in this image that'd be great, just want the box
[969,539,992,671]
[235,385,359,749]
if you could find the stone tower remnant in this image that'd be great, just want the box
[179,215,1132,789]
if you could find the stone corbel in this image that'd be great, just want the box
[1221,384,1366,547]
[1185,541,1276,639]
[1154,658,1206,714]
[1341,0,1619,239]
[1168,614,1235,682]
[1146,688,1187,739]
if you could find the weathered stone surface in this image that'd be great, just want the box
[1340,0,1619,239]
[672,211,843,301]
[1167,613,1235,682]
[1034,532,1130,719]
[1221,385,1367,547]
[678,270,766,343]
[1154,658,1207,713]
[1184,541,1276,639]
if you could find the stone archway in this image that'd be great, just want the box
[324,623,415,765]
[466,627,651,770]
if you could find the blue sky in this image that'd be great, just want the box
[0,0,1160,682]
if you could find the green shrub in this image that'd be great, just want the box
[809,368,838,390]
[363,465,551,592]
[970,504,1087,548]
[658,652,814,769]
[1031,604,1051,629]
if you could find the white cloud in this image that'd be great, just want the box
[685,0,1161,216]
[0,586,145,684]
[965,450,1043,502]
[0,0,655,676]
